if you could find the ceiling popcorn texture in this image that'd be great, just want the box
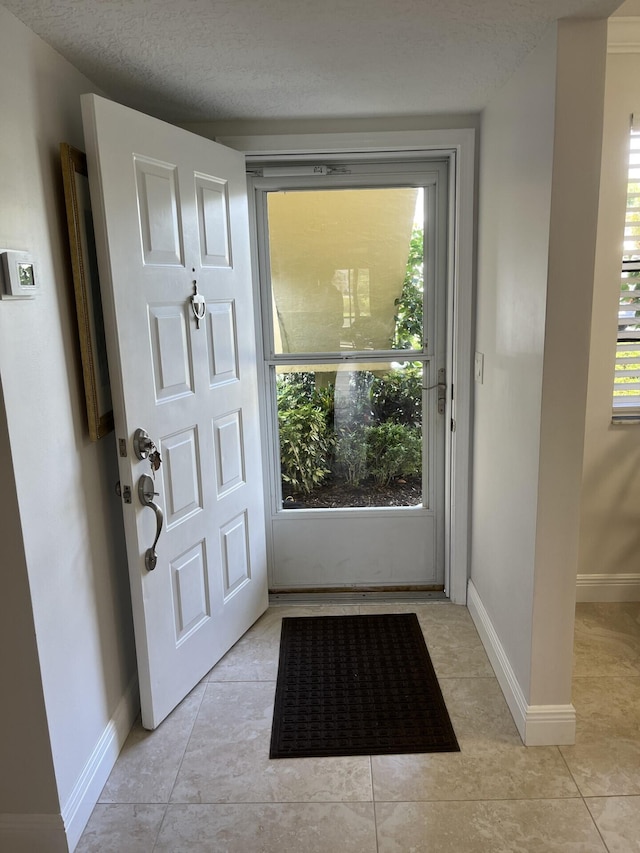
[1,0,622,122]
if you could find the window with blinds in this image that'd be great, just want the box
[614,122,640,415]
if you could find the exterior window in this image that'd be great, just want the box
[614,123,640,414]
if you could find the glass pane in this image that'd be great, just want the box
[267,188,424,354]
[277,362,424,509]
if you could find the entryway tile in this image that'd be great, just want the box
[573,603,640,677]
[586,796,640,852]
[154,803,378,853]
[98,683,205,803]
[372,678,578,801]
[357,602,494,677]
[170,681,373,803]
[372,745,578,802]
[249,604,361,640]
[375,800,608,852]
[208,634,280,681]
[560,676,640,796]
[418,614,494,678]
[74,804,165,852]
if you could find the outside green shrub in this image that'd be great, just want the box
[276,366,423,495]
[333,427,368,487]
[278,403,332,494]
[365,422,422,487]
[371,363,422,426]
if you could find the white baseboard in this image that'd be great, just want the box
[0,676,139,853]
[467,580,576,746]
[63,673,139,851]
[523,704,577,746]
[0,814,67,853]
[576,573,640,602]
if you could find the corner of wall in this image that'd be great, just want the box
[467,580,576,746]
[62,675,139,851]
[0,815,68,853]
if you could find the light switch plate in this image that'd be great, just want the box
[1,250,38,299]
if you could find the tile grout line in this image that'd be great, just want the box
[556,712,611,853]
[149,803,169,853]
[581,796,613,853]
[162,681,210,811]
[369,754,381,853]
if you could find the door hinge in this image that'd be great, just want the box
[451,418,456,433]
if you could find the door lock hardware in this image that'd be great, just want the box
[133,428,162,474]
[138,474,163,571]
[133,428,155,460]
[437,367,447,415]
[115,481,132,503]
[424,368,447,414]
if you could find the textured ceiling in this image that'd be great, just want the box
[1,0,623,122]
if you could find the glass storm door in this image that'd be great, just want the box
[253,160,449,591]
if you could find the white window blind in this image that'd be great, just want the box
[613,119,640,415]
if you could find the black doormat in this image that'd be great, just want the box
[269,613,459,759]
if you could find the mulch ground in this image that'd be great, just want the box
[282,477,422,509]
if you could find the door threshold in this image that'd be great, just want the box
[269,587,448,604]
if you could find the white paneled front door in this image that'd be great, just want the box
[82,94,268,729]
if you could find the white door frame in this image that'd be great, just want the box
[220,130,475,605]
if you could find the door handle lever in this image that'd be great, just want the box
[138,474,163,571]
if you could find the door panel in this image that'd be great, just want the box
[195,173,232,267]
[272,513,436,588]
[82,94,267,729]
[207,301,238,385]
[134,156,184,265]
[161,428,202,528]
[148,304,194,400]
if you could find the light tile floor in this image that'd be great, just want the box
[77,601,640,852]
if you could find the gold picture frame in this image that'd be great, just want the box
[60,143,113,441]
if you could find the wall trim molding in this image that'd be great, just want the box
[608,18,640,54]
[0,814,67,853]
[576,572,640,602]
[524,704,577,746]
[62,673,139,851]
[467,580,576,746]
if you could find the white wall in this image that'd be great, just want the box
[0,7,136,849]
[531,19,608,703]
[472,23,558,701]
[578,46,640,601]
[470,19,608,741]
[0,379,60,817]
[182,113,481,140]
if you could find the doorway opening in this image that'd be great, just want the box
[251,158,450,594]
